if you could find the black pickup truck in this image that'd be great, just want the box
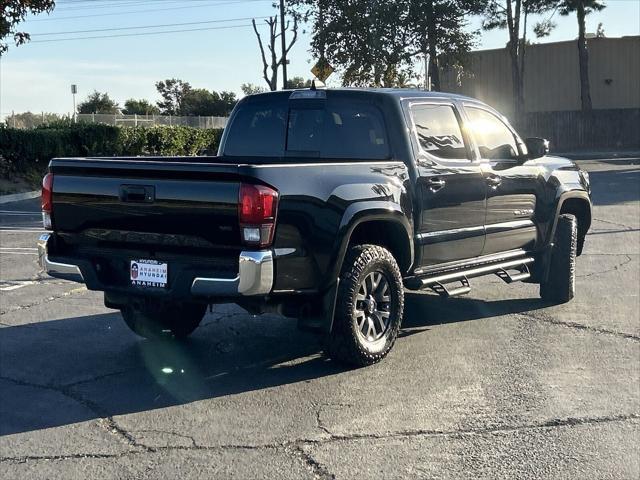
[38,88,591,366]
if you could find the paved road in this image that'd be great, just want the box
[1,158,638,479]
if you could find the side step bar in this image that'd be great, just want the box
[418,257,534,298]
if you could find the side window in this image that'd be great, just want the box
[322,102,389,159]
[410,104,468,160]
[466,107,519,160]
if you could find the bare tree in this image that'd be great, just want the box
[252,16,298,91]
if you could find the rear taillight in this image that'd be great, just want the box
[239,183,278,247]
[41,173,54,230]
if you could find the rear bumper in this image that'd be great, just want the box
[37,233,274,297]
[37,234,84,283]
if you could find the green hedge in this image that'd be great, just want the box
[0,123,224,179]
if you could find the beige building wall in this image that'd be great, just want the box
[441,36,640,116]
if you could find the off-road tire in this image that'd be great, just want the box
[540,214,577,303]
[326,245,404,367]
[121,302,206,339]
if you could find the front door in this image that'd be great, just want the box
[406,102,487,268]
[464,105,544,255]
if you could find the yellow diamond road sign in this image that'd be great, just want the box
[311,58,334,82]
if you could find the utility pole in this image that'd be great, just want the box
[319,1,325,60]
[279,0,287,89]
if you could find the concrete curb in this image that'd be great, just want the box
[559,151,640,160]
[0,190,40,205]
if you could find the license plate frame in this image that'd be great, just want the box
[130,259,168,288]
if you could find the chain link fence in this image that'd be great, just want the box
[2,112,228,129]
[77,114,228,129]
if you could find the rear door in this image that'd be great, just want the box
[463,105,544,255]
[405,101,487,267]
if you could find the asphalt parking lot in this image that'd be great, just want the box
[0,157,638,479]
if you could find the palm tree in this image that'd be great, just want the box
[559,0,606,111]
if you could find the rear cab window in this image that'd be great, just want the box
[223,92,390,160]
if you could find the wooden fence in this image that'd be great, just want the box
[514,109,640,152]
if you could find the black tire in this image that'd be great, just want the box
[120,302,206,339]
[326,245,404,367]
[540,214,577,303]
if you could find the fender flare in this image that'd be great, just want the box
[547,190,592,246]
[326,200,413,286]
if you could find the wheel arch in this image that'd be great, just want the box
[556,194,591,256]
[347,219,413,273]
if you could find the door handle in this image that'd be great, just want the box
[486,175,502,188]
[426,177,446,192]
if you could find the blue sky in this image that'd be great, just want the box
[1,0,638,116]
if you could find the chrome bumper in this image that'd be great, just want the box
[37,233,273,296]
[37,234,84,283]
[191,250,273,296]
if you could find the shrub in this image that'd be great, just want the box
[0,124,224,181]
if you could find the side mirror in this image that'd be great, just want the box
[525,137,549,159]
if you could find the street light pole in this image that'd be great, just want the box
[279,0,287,90]
[71,84,77,123]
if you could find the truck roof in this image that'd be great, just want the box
[245,87,479,104]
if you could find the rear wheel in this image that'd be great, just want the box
[326,245,404,367]
[540,214,577,303]
[120,302,206,339]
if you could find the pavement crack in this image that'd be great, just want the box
[96,417,150,451]
[0,453,124,464]
[306,413,640,444]
[592,217,636,230]
[63,369,134,389]
[0,286,87,316]
[0,375,148,452]
[577,254,633,278]
[518,311,640,342]
[314,407,333,437]
[286,445,336,480]
[131,429,198,448]
[3,413,636,466]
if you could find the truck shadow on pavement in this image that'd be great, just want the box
[0,293,551,437]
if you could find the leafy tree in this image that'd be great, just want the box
[4,111,63,129]
[180,89,237,116]
[288,0,483,90]
[286,76,313,89]
[155,79,192,115]
[558,0,606,111]
[1,0,55,56]
[241,83,267,96]
[252,15,298,91]
[482,0,557,118]
[122,99,160,116]
[77,91,120,114]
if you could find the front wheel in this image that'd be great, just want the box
[120,301,206,339]
[540,214,577,303]
[326,245,404,367]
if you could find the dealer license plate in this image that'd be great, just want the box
[130,259,168,288]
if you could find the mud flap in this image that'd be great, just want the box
[297,279,339,333]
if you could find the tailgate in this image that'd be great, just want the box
[49,157,242,250]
